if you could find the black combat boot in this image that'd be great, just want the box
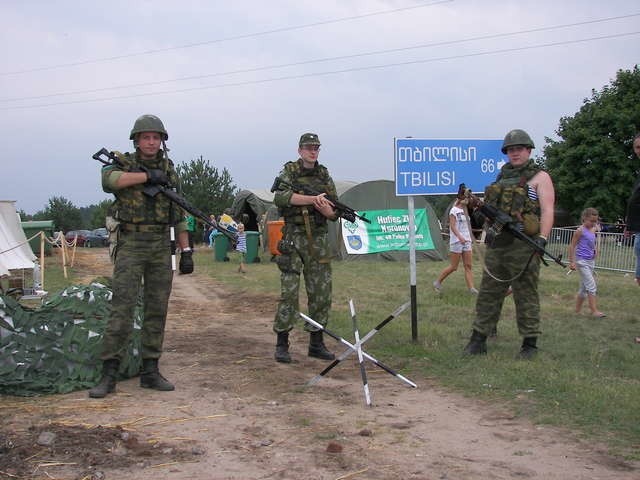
[463,330,488,355]
[89,359,119,398]
[308,331,335,360]
[518,337,538,360]
[140,359,175,391]
[274,331,291,363]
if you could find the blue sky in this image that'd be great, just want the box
[1,0,638,215]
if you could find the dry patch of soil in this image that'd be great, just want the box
[1,248,638,480]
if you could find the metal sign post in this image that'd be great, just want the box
[407,196,418,342]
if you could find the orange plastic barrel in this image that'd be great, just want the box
[267,220,285,255]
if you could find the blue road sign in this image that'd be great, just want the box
[394,138,507,196]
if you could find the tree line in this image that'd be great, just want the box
[19,65,640,231]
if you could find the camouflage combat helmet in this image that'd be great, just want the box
[299,132,321,146]
[501,129,534,154]
[129,114,168,141]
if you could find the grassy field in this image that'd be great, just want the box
[197,246,640,458]
[35,245,640,458]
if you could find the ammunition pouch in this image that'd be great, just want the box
[276,254,298,274]
[275,237,298,273]
[277,238,295,255]
[484,179,540,236]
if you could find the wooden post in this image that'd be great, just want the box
[39,231,45,290]
[60,232,68,279]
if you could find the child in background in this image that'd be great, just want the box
[236,223,247,273]
[568,207,606,317]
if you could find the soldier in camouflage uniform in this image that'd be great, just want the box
[89,114,193,398]
[463,129,555,359]
[273,133,338,363]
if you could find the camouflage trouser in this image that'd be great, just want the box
[273,226,332,333]
[101,230,173,362]
[473,238,541,337]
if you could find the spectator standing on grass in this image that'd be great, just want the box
[568,207,606,318]
[623,133,640,343]
[433,190,478,295]
[463,129,555,359]
[236,222,247,273]
[203,214,215,247]
[89,114,193,399]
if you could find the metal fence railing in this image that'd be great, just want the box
[546,227,636,273]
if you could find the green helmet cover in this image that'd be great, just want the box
[501,129,534,154]
[129,114,168,140]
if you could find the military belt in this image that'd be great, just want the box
[120,223,169,233]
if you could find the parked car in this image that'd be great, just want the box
[64,230,91,247]
[86,228,109,248]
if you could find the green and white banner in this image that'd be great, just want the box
[341,209,435,254]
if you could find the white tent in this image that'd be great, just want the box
[0,200,36,277]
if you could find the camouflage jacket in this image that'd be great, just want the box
[101,150,183,226]
[484,159,541,236]
[274,159,337,229]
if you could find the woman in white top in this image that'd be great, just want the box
[433,195,478,294]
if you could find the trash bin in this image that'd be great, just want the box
[213,233,230,261]
[267,220,285,256]
[245,231,261,263]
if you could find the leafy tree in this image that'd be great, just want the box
[543,65,640,223]
[17,209,31,221]
[41,197,82,232]
[89,199,113,229]
[175,155,238,221]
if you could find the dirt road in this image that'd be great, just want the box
[1,249,638,479]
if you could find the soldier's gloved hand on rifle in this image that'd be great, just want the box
[534,235,547,250]
[144,168,170,186]
[179,249,194,274]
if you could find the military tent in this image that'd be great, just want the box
[0,200,36,277]
[246,180,446,261]
[230,189,274,232]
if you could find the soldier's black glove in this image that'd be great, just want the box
[145,168,170,186]
[534,235,547,250]
[179,250,194,274]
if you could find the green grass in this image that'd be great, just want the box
[40,258,80,294]
[196,247,640,458]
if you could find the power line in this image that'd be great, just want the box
[0,0,452,76]
[2,12,637,103]
[2,30,637,111]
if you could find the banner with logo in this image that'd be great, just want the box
[341,209,435,254]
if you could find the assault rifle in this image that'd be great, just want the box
[93,148,238,244]
[270,177,371,224]
[479,203,564,267]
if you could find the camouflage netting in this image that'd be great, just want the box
[0,282,142,396]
